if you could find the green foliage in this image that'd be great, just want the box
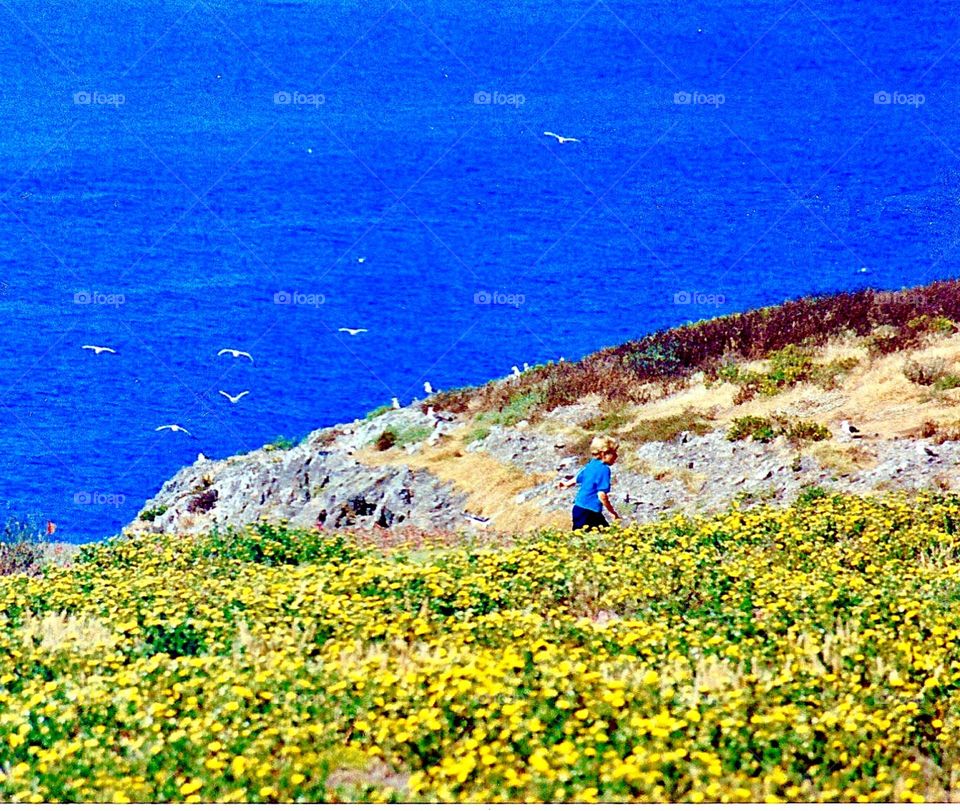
[465,425,491,444]
[795,485,828,506]
[365,404,392,420]
[727,415,831,445]
[727,416,776,443]
[623,409,714,443]
[934,374,960,391]
[264,435,298,451]
[138,504,169,522]
[907,314,956,335]
[193,523,367,567]
[374,424,432,451]
[625,342,683,375]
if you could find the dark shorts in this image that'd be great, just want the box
[572,505,608,531]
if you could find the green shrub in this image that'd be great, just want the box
[264,435,298,451]
[138,504,169,522]
[624,409,714,443]
[365,404,392,420]
[795,485,829,506]
[727,416,776,443]
[727,415,830,444]
[784,420,832,443]
[934,374,960,391]
[374,425,431,451]
[903,357,947,386]
[465,425,491,444]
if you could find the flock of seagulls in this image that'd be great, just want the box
[82,343,261,437]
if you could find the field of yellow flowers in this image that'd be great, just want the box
[3,491,960,801]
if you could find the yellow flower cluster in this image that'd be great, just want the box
[0,492,959,801]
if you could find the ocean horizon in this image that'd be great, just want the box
[1,0,958,541]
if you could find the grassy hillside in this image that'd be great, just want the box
[432,280,960,419]
[4,493,960,801]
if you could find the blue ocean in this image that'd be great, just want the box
[0,0,957,541]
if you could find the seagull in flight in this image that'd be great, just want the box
[544,131,579,144]
[219,390,250,404]
[339,328,367,336]
[82,345,116,355]
[156,424,191,435]
[218,348,253,361]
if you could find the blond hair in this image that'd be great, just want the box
[590,435,619,457]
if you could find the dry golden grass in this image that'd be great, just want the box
[355,429,566,534]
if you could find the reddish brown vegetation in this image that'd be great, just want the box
[429,281,960,421]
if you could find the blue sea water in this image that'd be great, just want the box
[0,0,957,541]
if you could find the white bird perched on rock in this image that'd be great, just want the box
[839,420,862,439]
[391,396,401,409]
[82,345,116,355]
[156,424,191,435]
[218,348,253,361]
[523,362,529,371]
[463,511,490,524]
[544,131,579,144]
[511,365,521,379]
[423,381,433,394]
[219,390,249,404]
[338,327,367,336]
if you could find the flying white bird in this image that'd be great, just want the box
[423,381,433,394]
[219,390,250,404]
[357,257,366,264]
[82,345,116,355]
[391,397,401,409]
[339,328,367,336]
[544,131,580,144]
[217,348,253,361]
[156,424,191,435]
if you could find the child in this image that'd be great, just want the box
[560,435,621,530]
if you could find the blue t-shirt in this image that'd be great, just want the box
[574,458,612,512]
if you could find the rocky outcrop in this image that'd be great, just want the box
[132,408,469,537]
[128,396,960,538]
